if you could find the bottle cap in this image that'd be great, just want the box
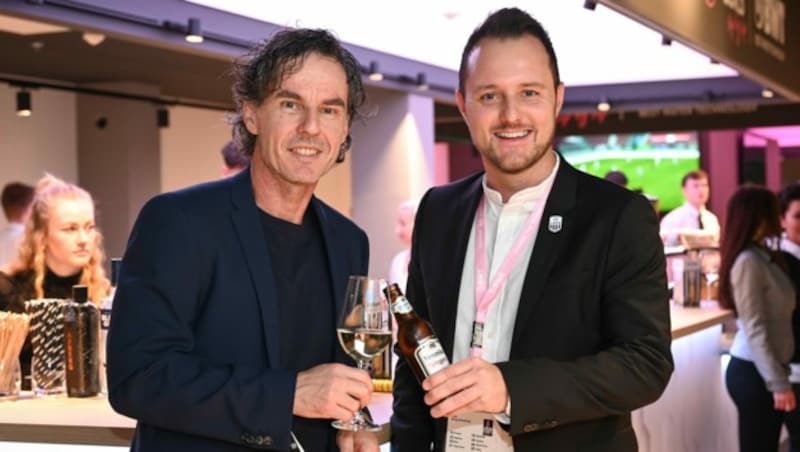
[383,283,402,300]
[111,258,121,285]
[72,285,89,304]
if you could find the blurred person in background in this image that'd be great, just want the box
[660,169,720,246]
[388,199,417,291]
[719,185,795,452]
[220,140,250,178]
[779,182,800,452]
[0,174,109,389]
[0,182,34,268]
[603,170,628,188]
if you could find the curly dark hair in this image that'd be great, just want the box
[229,28,365,163]
[458,7,561,96]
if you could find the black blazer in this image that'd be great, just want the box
[107,169,368,451]
[392,159,673,452]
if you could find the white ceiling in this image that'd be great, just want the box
[187,0,738,87]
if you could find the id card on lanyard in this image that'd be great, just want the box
[446,185,552,452]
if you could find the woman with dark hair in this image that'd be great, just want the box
[779,182,800,451]
[720,185,796,452]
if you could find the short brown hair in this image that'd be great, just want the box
[1,182,34,220]
[681,170,708,187]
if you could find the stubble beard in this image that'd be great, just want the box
[485,129,555,176]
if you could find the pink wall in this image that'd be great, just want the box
[701,130,740,231]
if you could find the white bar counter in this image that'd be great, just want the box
[633,304,737,452]
[1,305,733,450]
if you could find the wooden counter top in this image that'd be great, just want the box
[0,392,393,446]
[669,304,733,340]
[0,306,731,447]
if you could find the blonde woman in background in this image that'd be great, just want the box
[0,173,109,389]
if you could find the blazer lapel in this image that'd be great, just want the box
[229,170,282,368]
[511,158,578,348]
[437,176,483,359]
[312,197,351,364]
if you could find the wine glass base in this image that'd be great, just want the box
[331,419,382,432]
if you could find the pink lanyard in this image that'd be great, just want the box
[471,187,552,358]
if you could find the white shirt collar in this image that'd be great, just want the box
[481,153,561,210]
[781,237,800,260]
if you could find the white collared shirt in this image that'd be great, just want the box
[0,222,24,268]
[452,155,560,366]
[659,202,720,246]
[781,236,800,261]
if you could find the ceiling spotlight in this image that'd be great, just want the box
[416,72,429,91]
[82,32,106,46]
[157,107,169,128]
[368,61,383,81]
[661,35,672,46]
[185,18,203,43]
[16,90,32,117]
[597,98,611,112]
[583,0,597,10]
[761,88,775,98]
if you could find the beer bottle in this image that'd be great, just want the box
[382,283,449,384]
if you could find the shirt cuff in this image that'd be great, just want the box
[494,396,511,425]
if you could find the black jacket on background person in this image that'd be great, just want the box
[392,159,674,451]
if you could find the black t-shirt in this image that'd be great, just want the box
[259,207,338,451]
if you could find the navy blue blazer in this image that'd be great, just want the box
[107,169,368,451]
[392,159,673,452]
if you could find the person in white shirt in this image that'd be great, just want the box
[388,200,417,292]
[391,8,672,451]
[0,182,34,269]
[659,170,720,246]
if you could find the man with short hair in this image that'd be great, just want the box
[0,182,34,268]
[391,8,673,451]
[659,169,720,246]
[220,140,250,178]
[108,28,378,452]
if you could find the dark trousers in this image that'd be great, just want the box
[726,356,800,452]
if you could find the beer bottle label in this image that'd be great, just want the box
[391,297,413,314]
[415,336,449,377]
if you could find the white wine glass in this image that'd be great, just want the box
[332,276,391,432]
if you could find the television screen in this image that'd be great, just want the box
[556,132,700,212]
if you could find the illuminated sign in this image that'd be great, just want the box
[598,0,799,100]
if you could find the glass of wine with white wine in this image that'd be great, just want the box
[333,276,392,432]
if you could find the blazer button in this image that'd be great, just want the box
[523,423,539,433]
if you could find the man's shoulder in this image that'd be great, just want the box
[425,172,483,202]
[144,177,234,216]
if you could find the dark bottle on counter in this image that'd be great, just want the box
[63,285,100,397]
[683,255,702,307]
[99,257,120,394]
[382,283,449,384]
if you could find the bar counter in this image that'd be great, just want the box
[1,305,732,450]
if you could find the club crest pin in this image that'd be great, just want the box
[548,215,563,233]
